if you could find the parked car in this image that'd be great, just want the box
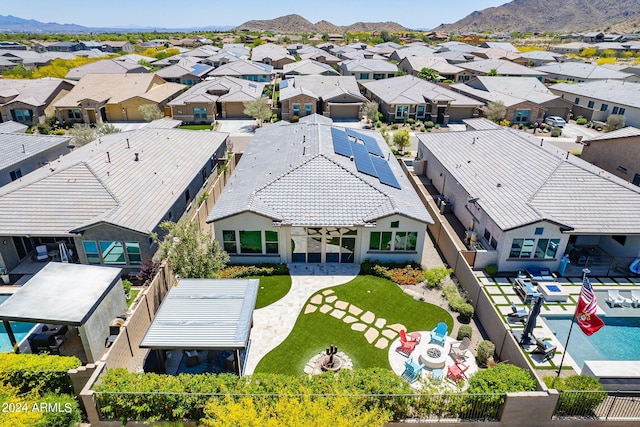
[545,116,566,128]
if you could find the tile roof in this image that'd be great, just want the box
[280,76,364,102]
[452,76,561,107]
[400,56,465,75]
[339,59,398,73]
[251,43,295,62]
[207,122,432,226]
[0,120,28,133]
[0,77,74,108]
[282,59,339,76]
[459,59,547,77]
[550,80,640,109]
[0,128,228,236]
[169,76,265,104]
[417,128,640,233]
[207,60,273,78]
[583,126,640,142]
[534,62,634,80]
[360,75,483,107]
[0,132,71,172]
[53,73,185,107]
[65,59,148,79]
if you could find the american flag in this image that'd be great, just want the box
[575,275,604,336]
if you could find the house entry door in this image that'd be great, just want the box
[290,227,357,263]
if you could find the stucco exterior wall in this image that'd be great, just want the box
[581,137,640,184]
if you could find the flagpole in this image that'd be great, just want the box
[556,268,589,379]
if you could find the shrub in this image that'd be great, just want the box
[138,260,161,285]
[0,353,81,394]
[434,124,440,129]
[218,264,289,278]
[458,303,475,321]
[390,124,399,130]
[468,364,536,394]
[37,124,51,135]
[425,121,434,128]
[576,117,588,125]
[485,264,499,276]
[544,375,606,416]
[52,129,66,135]
[476,340,496,367]
[360,260,424,285]
[0,385,81,427]
[605,114,625,132]
[499,119,511,127]
[550,127,562,137]
[375,121,382,128]
[423,265,452,288]
[406,118,415,124]
[457,324,473,340]
[291,115,299,123]
[122,279,132,296]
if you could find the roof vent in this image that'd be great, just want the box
[134,152,139,162]
[349,155,354,161]
[126,138,130,149]
[106,151,111,163]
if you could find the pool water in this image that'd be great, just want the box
[544,316,640,369]
[0,294,38,352]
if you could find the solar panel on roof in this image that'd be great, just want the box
[350,141,378,177]
[280,80,289,89]
[371,156,401,189]
[331,127,352,157]
[346,129,385,157]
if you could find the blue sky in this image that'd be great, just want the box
[4,0,509,30]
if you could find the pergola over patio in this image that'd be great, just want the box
[140,278,259,376]
[0,263,125,362]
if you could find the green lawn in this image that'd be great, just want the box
[255,275,453,375]
[253,275,292,309]
[179,124,213,130]
[127,290,140,307]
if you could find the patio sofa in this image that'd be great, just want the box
[513,278,541,303]
[526,267,556,283]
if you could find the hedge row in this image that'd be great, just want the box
[0,385,81,427]
[360,260,425,285]
[0,353,81,394]
[218,263,289,278]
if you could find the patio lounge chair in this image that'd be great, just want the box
[401,356,425,383]
[507,301,529,321]
[605,290,632,307]
[631,290,640,308]
[430,322,448,347]
[396,329,420,357]
[533,337,557,360]
[449,337,471,361]
[36,245,49,261]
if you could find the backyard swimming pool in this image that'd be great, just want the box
[544,315,640,369]
[0,294,38,353]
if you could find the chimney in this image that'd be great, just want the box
[134,153,139,162]
[106,151,111,163]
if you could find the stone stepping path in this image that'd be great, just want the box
[304,289,404,350]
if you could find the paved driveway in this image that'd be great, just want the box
[217,119,256,135]
[560,123,602,140]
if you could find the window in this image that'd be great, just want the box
[395,105,409,119]
[265,231,279,254]
[393,232,418,251]
[83,241,101,264]
[194,107,207,119]
[292,103,300,116]
[458,75,470,82]
[600,104,608,112]
[416,105,425,118]
[11,109,32,123]
[612,235,627,246]
[239,230,262,254]
[510,238,535,258]
[390,220,399,228]
[513,110,530,123]
[587,100,595,108]
[534,238,560,259]
[483,229,491,241]
[612,106,619,114]
[176,108,183,114]
[222,230,237,253]
[490,237,498,250]
[373,73,384,80]
[633,173,640,187]
[535,227,544,235]
[360,73,369,79]
[125,242,141,264]
[574,97,580,105]
[9,169,22,181]
[369,231,392,251]
[67,109,82,120]
[619,107,626,115]
[305,103,312,116]
[99,241,126,264]
[617,165,628,173]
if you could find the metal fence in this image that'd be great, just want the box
[554,391,640,420]
[94,392,506,423]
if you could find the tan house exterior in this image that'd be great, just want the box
[53,74,185,124]
[0,78,75,126]
[581,128,640,187]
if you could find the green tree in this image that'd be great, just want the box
[152,220,229,279]
[395,68,406,77]
[417,67,441,82]
[605,114,625,132]
[482,100,506,123]
[380,30,391,42]
[487,68,499,76]
[379,124,390,145]
[97,122,121,135]
[363,101,379,123]
[579,47,597,57]
[243,97,272,125]
[69,124,97,147]
[138,103,164,122]
[393,129,411,153]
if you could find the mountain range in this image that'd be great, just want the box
[436,0,640,33]
[235,14,408,33]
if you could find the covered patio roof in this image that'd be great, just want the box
[140,278,258,350]
[0,263,122,325]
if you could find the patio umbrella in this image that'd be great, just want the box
[59,242,70,263]
[520,296,543,344]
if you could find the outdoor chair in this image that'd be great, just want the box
[605,290,632,307]
[449,336,471,361]
[430,322,448,347]
[29,333,63,355]
[533,337,557,360]
[184,350,201,368]
[396,329,420,357]
[507,301,529,321]
[513,278,541,304]
[105,325,121,347]
[36,245,49,261]
[401,356,425,383]
[526,267,556,283]
[631,290,640,308]
[447,360,469,382]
